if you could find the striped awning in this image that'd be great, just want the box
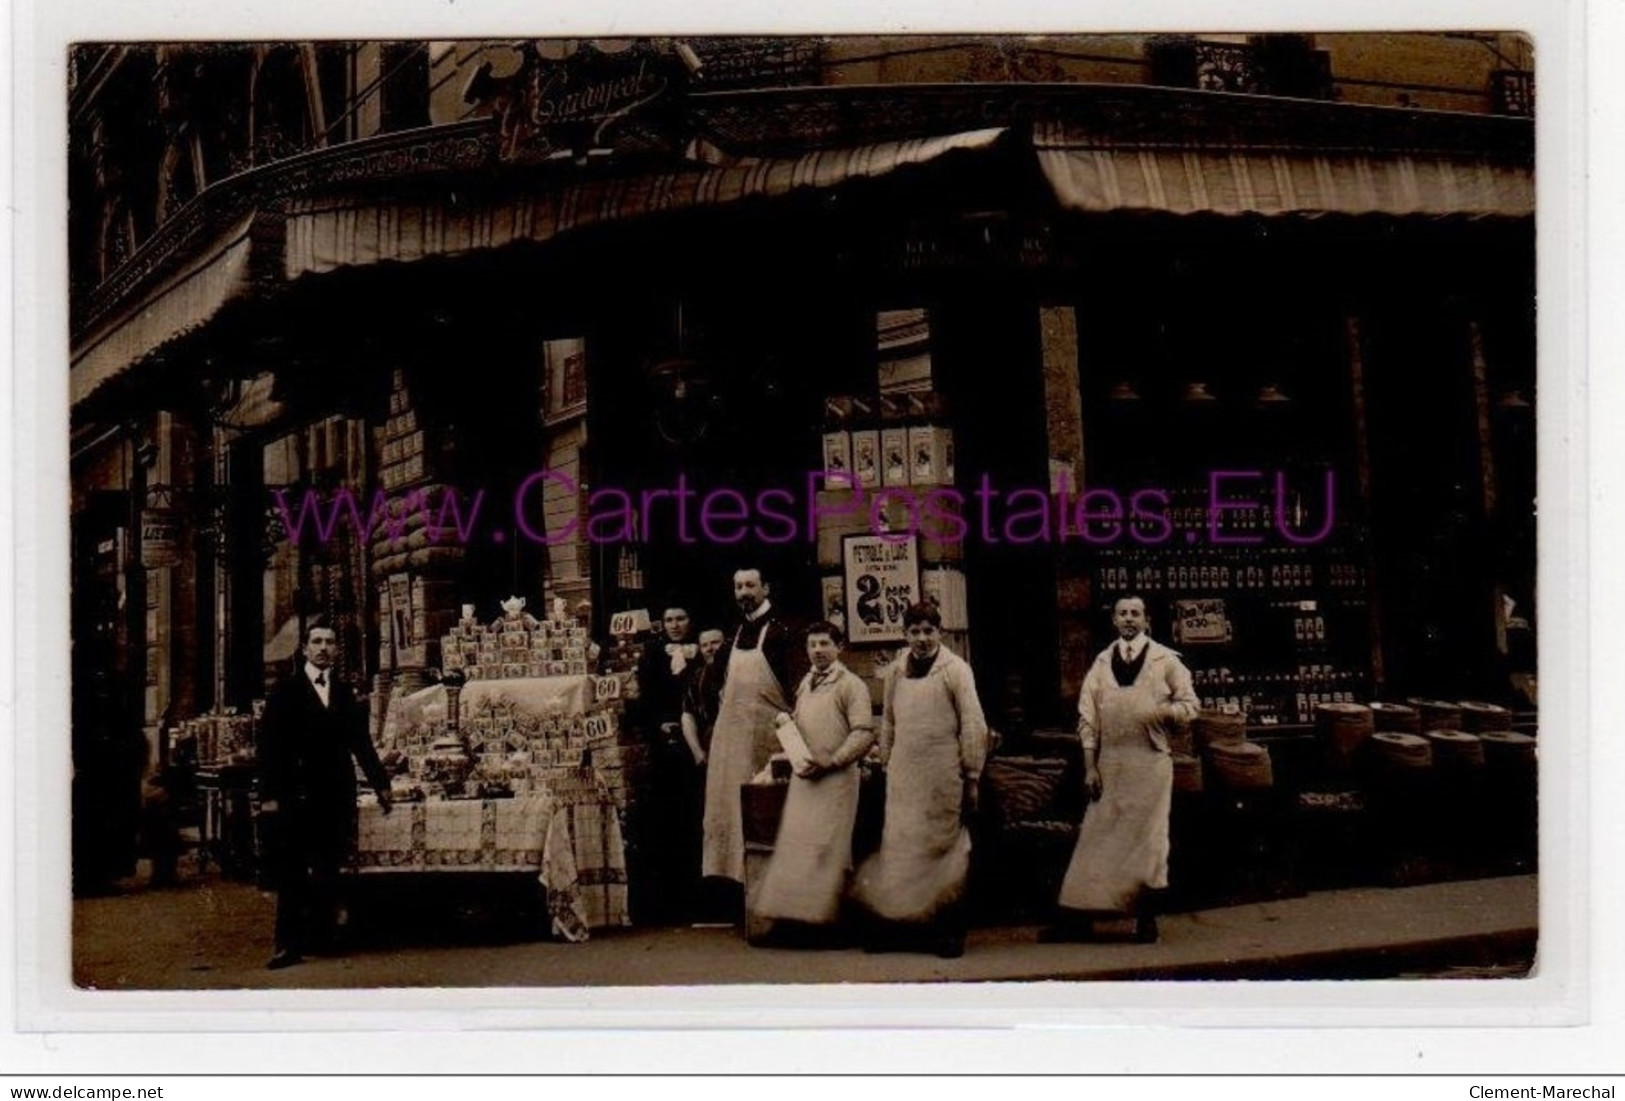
[71,215,258,406]
[1035,120,1533,218]
[285,128,1008,278]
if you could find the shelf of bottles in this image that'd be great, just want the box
[1093,486,1372,728]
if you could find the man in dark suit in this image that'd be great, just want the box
[257,620,392,970]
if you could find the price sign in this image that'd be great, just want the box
[592,675,622,702]
[842,534,922,645]
[1172,598,1230,645]
[585,714,614,741]
[608,609,651,637]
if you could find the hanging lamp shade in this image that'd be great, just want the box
[1256,383,1292,406]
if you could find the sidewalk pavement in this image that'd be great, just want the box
[72,870,1537,990]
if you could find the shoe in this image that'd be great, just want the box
[934,934,966,959]
[1133,916,1159,944]
[1038,922,1097,944]
[266,949,303,971]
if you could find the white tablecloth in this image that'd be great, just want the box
[353,793,628,941]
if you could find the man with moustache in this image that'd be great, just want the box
[257,620,393,970]
[697,567,807,925]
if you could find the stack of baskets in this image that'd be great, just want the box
[1316,702,1375,772]
[1422,728,1487,771]
[1366,701,1421,734]
[1405,697,1463,731]
[1458,700,1514,734]
[1367,731,1435,773]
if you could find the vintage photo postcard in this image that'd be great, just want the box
[57,30,1549,1004]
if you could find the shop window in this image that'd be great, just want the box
[1490,70,1535,117]
[379,42,432,133]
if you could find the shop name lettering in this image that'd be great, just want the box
[271,469,1336,549]
[531,61,666,127]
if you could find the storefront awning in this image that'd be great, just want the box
[71,215,259,407]
[284,128,1008,277]
[1035,120,1534,218]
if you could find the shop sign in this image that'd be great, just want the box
[842,534,922,645]
[140,508,181,568]
[473,41,688,160]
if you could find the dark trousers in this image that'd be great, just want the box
[269,813,350,954]
[636,740,704,923]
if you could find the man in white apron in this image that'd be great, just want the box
[753,621,876,945]
[851,602,989,958]
[697,567,806,925]
[1044,595,1198,944]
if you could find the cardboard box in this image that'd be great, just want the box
[851,430,880,489]
[881,428,909,487]
[908,425,937,486]
[822,431,852,479]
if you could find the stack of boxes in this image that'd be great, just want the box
[372,369,464,679]
[373,602,640,808]
[440,604,593,681]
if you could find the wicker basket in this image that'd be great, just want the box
[1457,700,1514,733]
[1316,702,1374,769]
[1405,697,1462,731]
[1424,728,1487,770]
[1368,731,1434,770]
[1367,701,1422,735]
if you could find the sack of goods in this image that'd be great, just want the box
[982,756,1068,827]
[1456,700,1514,733]
[1204,740,1274,790]
[1477,730,1538,770]
[1423,728,1487,770]
[1367,731,1434,771]
[1193,709,1247,750]
[1367,701,1421,735]
[1404,697,1463,731]
[1171,752,1205,794]
[1316,702,1375,768]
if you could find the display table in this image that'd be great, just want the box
[352,793,628,942]
[195,763,258,880]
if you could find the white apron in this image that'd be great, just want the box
[852,666,971,922]
[756,667,864,924]
[1058,663,1173,914]
[701,623,790,883]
